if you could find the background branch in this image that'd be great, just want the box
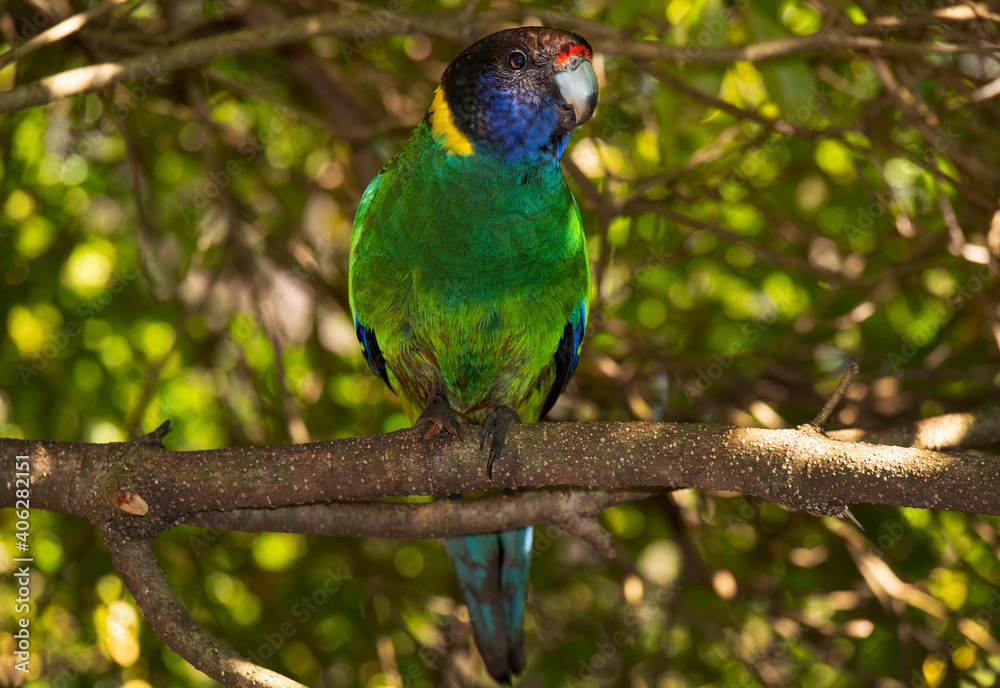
[102,531,308,688]
[0,0,133,69]
[0,11,412,114]
[4,9,999,115]
[185,488,661,559]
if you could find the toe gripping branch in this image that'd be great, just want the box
[481,406,521,479]
[414,392,464,439]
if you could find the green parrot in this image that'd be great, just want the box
[348,27,597,682]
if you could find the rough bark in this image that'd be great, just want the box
[4,410,1000,688]
[4,416,1000,525]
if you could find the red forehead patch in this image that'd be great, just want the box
[557,44,592,63]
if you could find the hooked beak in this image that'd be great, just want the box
[554,57,598,130]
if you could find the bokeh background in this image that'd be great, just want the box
[2,0,1000,686]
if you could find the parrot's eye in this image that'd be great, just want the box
[508,51,527,70]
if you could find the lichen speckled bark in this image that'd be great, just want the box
[3,412,999,688]
[3,417,999,523]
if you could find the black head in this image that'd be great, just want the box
[433,27,598,161]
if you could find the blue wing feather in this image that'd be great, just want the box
[539,298,587,419]
[351,174,395,392]
[354,318,392,390]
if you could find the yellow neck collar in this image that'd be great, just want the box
[429,86,474,157]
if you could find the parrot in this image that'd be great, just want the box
[348,27,597,682]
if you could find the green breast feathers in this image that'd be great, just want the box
[349,120,589,424]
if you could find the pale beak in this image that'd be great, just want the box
[555,57,598,130]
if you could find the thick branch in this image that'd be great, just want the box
[5,415,999,688]
[102,531,307,688]
[4,421,999,525]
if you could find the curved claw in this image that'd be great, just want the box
[414,392,463,439]
[480,405,521,479]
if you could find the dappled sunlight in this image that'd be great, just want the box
[1,0,998,686]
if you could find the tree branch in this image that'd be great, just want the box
[3,9,999,115]
[5,413,999,687]
[604,32,1000,64]
[623,200,849,286]
[0,11,416,115]
[185,488,659,559]
[5,418,1000,524]
[0,0,133,70]
[102,530,308,688]
[826,406,1000,450]
[638,62,842,141]
[812,362,860,429]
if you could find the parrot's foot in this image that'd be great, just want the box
[414,392,463,439]
[480,405,521,479]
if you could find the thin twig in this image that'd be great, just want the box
[0,12,411,114]
[867,132,996,211]
[812,362,860,429]
[186,488,658,558]
[963,76,1000,106]
[837,520,1000,656]
[602,31,1000,64]
[639,62,841,141]
[0,0,135,70]
[4,10,1000,115]
[624,200,848,286]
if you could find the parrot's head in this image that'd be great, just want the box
[430,27,599,162]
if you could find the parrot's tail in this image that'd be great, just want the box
[444,526,533,683]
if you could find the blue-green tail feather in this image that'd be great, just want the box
[499,526,532,673]
[444,527,532,682]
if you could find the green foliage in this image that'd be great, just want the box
[1,0,999,686]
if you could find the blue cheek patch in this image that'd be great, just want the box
[477,76,563,162]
